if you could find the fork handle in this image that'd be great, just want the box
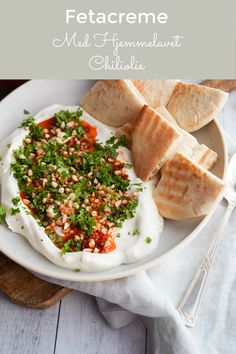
[177,203,235,327]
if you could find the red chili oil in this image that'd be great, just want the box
[38,117,55,130]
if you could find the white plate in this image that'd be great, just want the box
[0,80,227,282]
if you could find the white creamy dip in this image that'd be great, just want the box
[0,105,163,272]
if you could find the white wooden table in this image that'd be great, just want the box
[0,291,147,354]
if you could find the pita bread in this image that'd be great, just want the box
[167,82,228,132]
[116,105,188,149]
[155,106,198,152]
[161,143,218,175]
[132,80,178,107]
[117,105,218,171]
[191,144,218,170]
[153,152,224,220]
[80,80,146,127]
[155,107,218,170]
[155,105,177,125]
[116,118,135,148]
[132,105,182,181]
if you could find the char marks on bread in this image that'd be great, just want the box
[131,105,182,181]
[81,79,226,221]
[155,106,218,171]
[153,152,224,220]
[117,105,218,171]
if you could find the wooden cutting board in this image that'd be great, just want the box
[201,79,236,92]
[0,253,71,308]
[0,79,236,309]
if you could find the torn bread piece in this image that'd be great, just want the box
[131,105,182,181]
[167,82,228,132]
[80,80,146,127]
[155,106,218,170]
[132,80,178,107]
[153,152,224,220]
[117,105,218,171]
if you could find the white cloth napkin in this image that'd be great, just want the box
[37,129,236,354]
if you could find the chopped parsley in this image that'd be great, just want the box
[0,204,6,224]
[70,209,96,235]
[11,207,20,216]
[145,237,152,244]
[132,229,140,236]
[12,197,20,206]
[131,182,143,192]
[127,229,140,237]
[106,135,126,149]
[21,115,35,127]
[11,109,141,254]
[125,163,132,169]
[61,240,72,255]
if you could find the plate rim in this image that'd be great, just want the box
[0,80,228,282]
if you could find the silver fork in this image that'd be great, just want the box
[177,151,236,328]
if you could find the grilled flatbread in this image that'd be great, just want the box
[167,82,228,132]
[117,105,218,171]
[132,105,182,181]
[133,80,178,107]
[80,80,145,127]
[155,106,197,152]
[153,152,224,220]
[155,106,218,170]
[191,144,218,170]
[155,105,177,124]
[116,106,179,149]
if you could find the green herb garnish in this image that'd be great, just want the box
[0,204,6,224]
[11,207,20,216]
[21,115,35,127]
[12,197,20,206]
[132,229,140,236]
[71,209,96,235]
[145,237,152,244]
[11,109,140,254]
